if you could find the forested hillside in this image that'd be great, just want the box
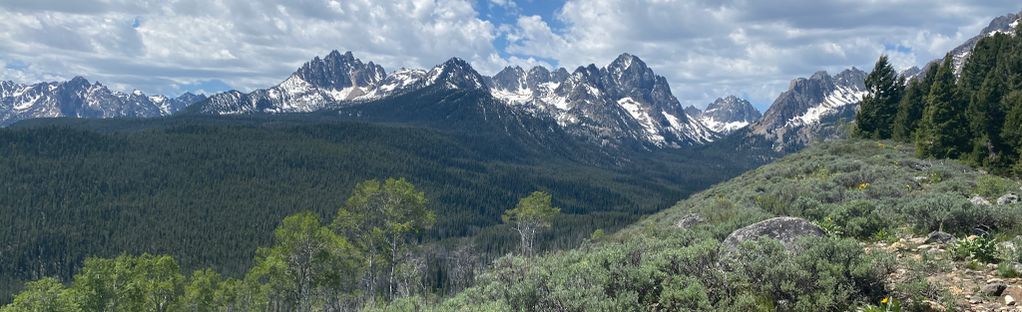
[856,24,1022,175]
[9,139,1022,311]
[0,113,757,303]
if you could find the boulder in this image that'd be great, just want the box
[970,195,991,206]
[997,193,1019,205]
[720,217,825,254]
[1003,287,1022,306]
[675,213,706,230]
[981,282,1007,297]
[924,231,955,245]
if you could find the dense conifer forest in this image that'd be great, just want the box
[0,114,757,304]
[857,26,1022,174]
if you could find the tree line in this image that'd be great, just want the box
[856,24,1022,174]
[0,119,745,303]
[0,178,560,311]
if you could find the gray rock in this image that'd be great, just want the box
[749,68,866,149]
[675,214,706,230]
[981,282,1007,296]
[684,105,702,118]
[721,217,825,254]
[698,95,761,134]
[925,231,955,245]
[0,77,206,126]
[997,193,1019,205]
[971,195,992,206]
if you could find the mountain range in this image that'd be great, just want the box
[1,9,1019,151]
[0,77,206,126]
[190,52,719,148]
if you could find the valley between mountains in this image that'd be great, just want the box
[1,7,1022,312]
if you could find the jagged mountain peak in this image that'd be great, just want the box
[697,95,761,134]
[324,50,354,61]
[706,96,753,112]
[901,66,923,79]
[551,68,570,82]
[527,66,550,77]
[427,57,487,90]
[292,50,385,90]
[980,10,1021,35]
[0,77,205,125]
[609,53,644,71]
[751,67,867,150]
[492,66,528,89]
[835,67,866,86]
[68,76,90,84]
[684,105,702,118]
[437,57,473,71]
[948,10,1021,75]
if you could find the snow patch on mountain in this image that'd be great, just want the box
[695,95,761,134]
[191,51,718,147]
[0,77,205,126]
[618,97,665,144]
[786,85,865,128]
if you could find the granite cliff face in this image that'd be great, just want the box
[746,68,866,150]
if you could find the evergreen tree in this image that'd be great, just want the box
[1001,91,1022,172]
[960,35,1009,165]
[856,55,903,139]
[966,74,1007,166]
[916,56,970,159]
[959,34,1006,96]
[893,64,938,142]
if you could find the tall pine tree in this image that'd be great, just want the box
[893,64,938,142]
[961,34,1009,165]
[1002,91,1022,172]
[966,74,1007,165]
[916,55,970,159]
[856,55,903,139]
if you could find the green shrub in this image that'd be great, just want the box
[975,175,1016,199]
[997,262,1020,278]
[657,276,711,311]
[951,236,998,263]
[725,237,893,311]
[902,194,975,233]
[826,200,888,238]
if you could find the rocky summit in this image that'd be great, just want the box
[690,95,761,134]
[0,77,205,126]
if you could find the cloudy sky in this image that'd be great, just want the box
[1,0,1020,110]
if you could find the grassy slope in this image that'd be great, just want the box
[428,139,1022,311]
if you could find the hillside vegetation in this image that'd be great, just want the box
[430,139,1022,311]
[857,25,1022,175]
[9,139,1022,311]
[0,115,754,303]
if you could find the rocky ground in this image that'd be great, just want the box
[871,232,1022,311]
